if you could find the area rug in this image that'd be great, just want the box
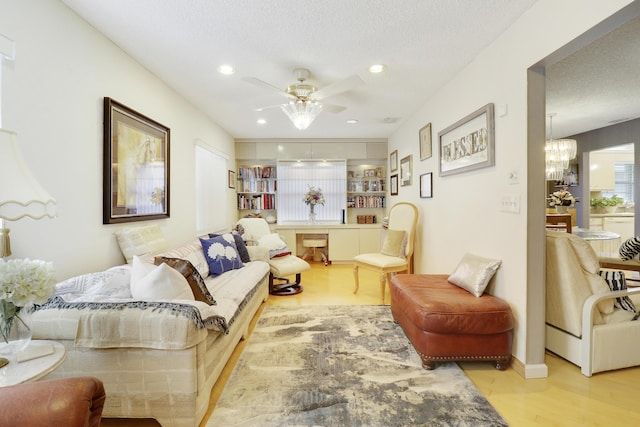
[207,305,508,427]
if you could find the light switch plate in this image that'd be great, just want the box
[500,194,520,213]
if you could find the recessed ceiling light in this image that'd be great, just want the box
[256,118,266,125]
[346,119,358,124]
[217,65,235,75]
[368,64,387,74]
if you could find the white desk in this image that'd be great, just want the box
[0,340,66,387]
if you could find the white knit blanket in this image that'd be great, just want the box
[35,261,270,348]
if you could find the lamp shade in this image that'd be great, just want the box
[0,128,56,221]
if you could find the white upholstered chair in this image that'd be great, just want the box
[236,218,310,295]
[353,202,418,303]
[546,230,640,376]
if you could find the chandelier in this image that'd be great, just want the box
[545,114,576,180]
[281,99,323,131]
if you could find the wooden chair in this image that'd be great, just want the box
[546,213,572,233]
[353,202,418,303]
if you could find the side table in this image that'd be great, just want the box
[0,340,66,387]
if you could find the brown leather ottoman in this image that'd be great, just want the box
[390,274,514,370]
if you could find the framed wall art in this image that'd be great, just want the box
[400,155,412,186]
[390,150,398,172]
[419,122,432,160]
[103,97,170,224]
[228,170,236,189]
[390,174,398,195]
[420,173,433,198]
[438,103,495,177]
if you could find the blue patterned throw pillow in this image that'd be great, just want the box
[199,234,244,277]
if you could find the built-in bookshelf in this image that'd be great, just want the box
[347,163,386,209]
[237,165,277,211]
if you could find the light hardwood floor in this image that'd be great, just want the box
[107,263,640,426]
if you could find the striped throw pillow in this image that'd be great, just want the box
[619,236,640,261]
[598,270,637,314]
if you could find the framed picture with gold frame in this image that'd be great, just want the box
[419,122,432,160]
[400,155,412,186]
[390,150,398,172]
[103,97,170,224]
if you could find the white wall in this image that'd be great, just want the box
[388,0,634,372]
[0,0,237,280]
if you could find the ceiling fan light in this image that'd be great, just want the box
[281,100,323,130]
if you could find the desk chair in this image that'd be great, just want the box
[236,218,311,295]
[302,236,328,266]
[546,213,572,233]
[353,202,418,303]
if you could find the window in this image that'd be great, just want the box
[277,160,347,224]
[195,142,228,234]
[603,162,634,203]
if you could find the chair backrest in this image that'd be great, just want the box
[545,230,611,336]
[387,202,418,258]
[545,213,572,233]
[236,218,271,242]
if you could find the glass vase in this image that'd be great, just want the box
[309,205,316,224]
[0,302,33,356]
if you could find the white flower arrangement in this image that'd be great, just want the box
[0,259,55,345]
[303,186,325,206]
[548,189,577,207]
[0,259,56,308]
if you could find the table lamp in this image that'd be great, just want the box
[0,35,56,257]
[0,129,57,257]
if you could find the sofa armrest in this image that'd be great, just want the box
[0,376,106,427]
[581,287,640,376]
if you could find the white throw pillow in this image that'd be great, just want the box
[448,253,502,297]
[258,233,288,250]
[131,256,195,301]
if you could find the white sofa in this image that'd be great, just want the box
[546,230,640,376]
[31,226,270,426]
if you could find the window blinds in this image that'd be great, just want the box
[277,160,347,224]
[195,144,228,234]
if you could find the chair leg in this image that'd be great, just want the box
[379,273,387,303]
[353,265,360,294]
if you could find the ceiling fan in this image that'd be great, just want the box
[244,68,364,130]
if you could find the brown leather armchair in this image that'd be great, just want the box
[0,376,106,427]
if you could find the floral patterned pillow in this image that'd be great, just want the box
[199,234,244,277]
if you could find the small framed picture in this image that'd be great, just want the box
[228,170,236,189]
[419,123,432,160]
[400,155,412,186]
[420,173,433,198]
[390,174,398,195]
[390,150,398,172]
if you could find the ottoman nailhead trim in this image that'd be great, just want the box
[416,350,510,362]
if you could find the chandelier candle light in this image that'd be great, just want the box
[303,186,325,224]
[545,113,577,181]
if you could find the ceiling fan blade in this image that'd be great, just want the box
[254,104,284,112]
[243,77,295,99]
[323,104,347,114]
[312,75,365,100]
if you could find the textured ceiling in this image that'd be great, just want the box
[546,14,640,138]
[59,0,538,139]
